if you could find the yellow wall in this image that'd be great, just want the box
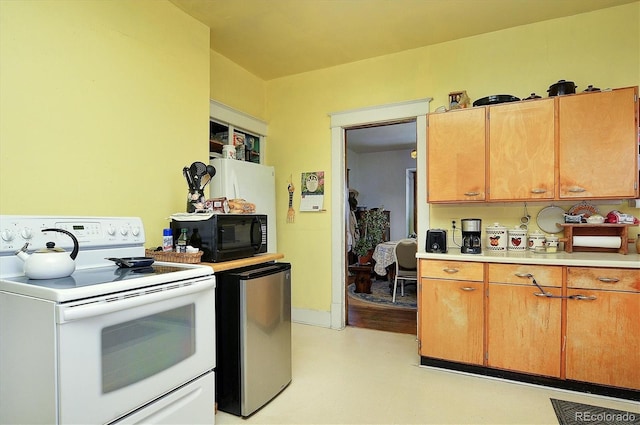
[262,3,639,313]
[1,1,637,317]
[210,50,267,120]
[0,0,210,244]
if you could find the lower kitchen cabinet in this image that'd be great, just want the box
[419,259,640,396]
[487,284,562,377]
[420,260,484,365]
[487,264,563,377]
[565,267,640,389]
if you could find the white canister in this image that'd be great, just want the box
[545,235,559,253]
[486,223,508,251]
[528,231,546,251]
[508,227,528,251]
[222,144,236,159]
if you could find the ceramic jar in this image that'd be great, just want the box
[528,231,546,251]
[545,235,559,253]
[486,223,508,251]
[508,227,528,251]
[222,144,236,159]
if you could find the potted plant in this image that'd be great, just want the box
[352,208,389,263]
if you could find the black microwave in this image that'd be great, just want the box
[170,214,267,262]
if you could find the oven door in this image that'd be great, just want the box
[56,276,215,425]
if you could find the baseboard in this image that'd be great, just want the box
[421,356,640,402]
[292,307,332,328]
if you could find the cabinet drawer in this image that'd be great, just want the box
[420,260,483,281]
[488,263,562,288]
[567,267,640,292]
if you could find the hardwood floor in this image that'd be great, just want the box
[346,275,417,335]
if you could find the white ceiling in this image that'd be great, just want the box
[346,121,416,153]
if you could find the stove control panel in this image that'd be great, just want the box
[0,216,145,255]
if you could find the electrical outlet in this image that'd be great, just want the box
[451,219,458,231]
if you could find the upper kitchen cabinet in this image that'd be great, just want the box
[488,99,555,201]
[558,87,639,199]
[427,107,486,203]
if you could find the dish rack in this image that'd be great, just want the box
[560,224,637,255]
[145,249,203,263]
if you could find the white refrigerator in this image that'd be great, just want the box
[209,158,277,253]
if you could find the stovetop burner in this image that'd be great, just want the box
[4,264,190,289]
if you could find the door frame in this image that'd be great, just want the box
[329,98,431,329]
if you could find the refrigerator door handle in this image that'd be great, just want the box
[231,172,241,199]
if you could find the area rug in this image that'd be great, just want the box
[347,279,416,309]
[550,398,640,425]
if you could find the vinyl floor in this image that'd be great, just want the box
[215,323,639,424]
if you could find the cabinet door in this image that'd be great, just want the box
[487,283,561,377]
[566,289,640,389]
[420,278,484,365]
[427,108,486,202]
[488,99,555,200]
[558,87,639,199]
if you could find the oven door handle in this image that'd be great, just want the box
[58,278,215,323]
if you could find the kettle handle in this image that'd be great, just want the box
[42,228,79,260]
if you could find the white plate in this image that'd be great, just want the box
[536,205,565,234]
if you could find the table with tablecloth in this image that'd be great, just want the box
[372,241,398,276]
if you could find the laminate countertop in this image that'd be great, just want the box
[417,249,640,269]
[201,253,285,272]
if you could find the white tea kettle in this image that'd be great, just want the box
[14,228,79,279]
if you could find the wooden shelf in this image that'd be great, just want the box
[209,139,224,154]
[560,223,638,255]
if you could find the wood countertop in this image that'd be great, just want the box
[201,253,285,272]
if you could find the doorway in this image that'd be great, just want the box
[344,123,419,333]
[328,98,431,330]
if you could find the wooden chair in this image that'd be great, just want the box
[393,239,418,303]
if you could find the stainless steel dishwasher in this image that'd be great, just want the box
[215,262,292,417]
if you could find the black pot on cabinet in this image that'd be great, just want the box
[547,80,577,96]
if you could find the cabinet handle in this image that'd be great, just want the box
[460,287,476,292]
[515,273,532,278]
[567,186,586,193]
[464,192,480,196]
[572,294,597,301]
[530,188,547,194]
[597,277,620,283]
[533,291,552,297]
[443,268,459,274]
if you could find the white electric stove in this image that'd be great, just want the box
[0,215,216,425]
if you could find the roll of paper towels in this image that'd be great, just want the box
[573,236,622,249]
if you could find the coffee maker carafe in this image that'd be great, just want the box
[461,218,482,254]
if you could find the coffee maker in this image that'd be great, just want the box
[461,218,482,254]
